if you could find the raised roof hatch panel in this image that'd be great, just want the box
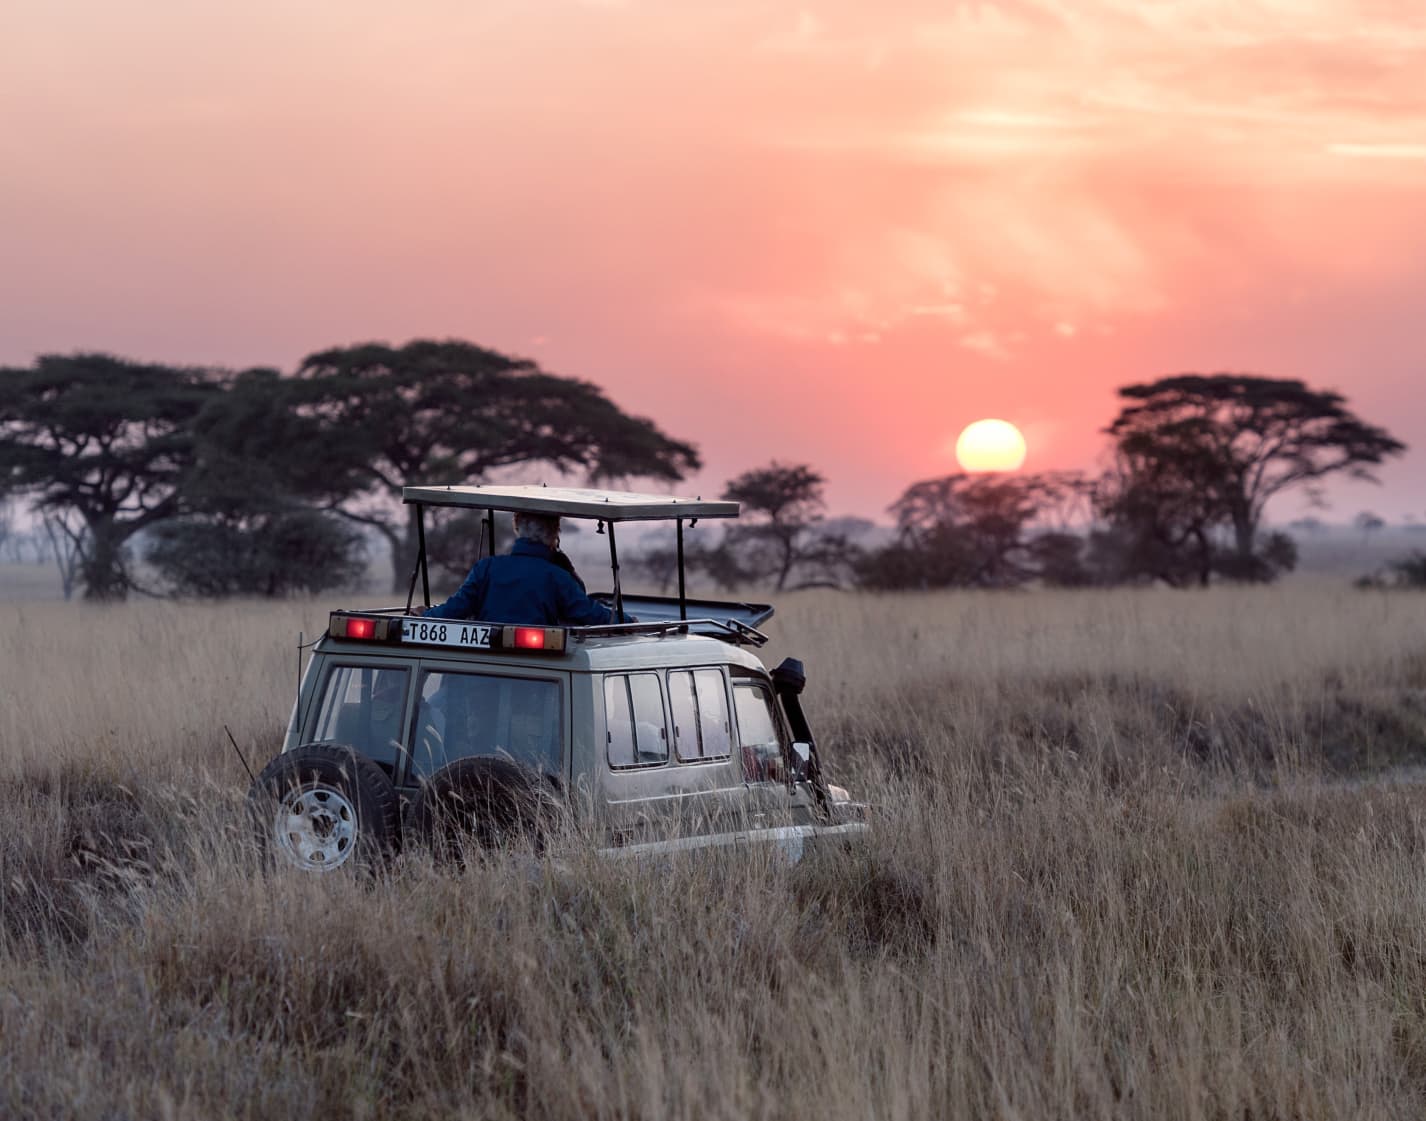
[589,593,773,630]
[401,485,739,522]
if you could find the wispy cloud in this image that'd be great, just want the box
[959,330,1014,361]
[689,0,1426,356]
[1328,142,1426,160]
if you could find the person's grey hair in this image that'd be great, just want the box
[513,512,560,547]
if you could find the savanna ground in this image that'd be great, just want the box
[6,586,1426,1119]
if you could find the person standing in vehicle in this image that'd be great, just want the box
[419,512,632,625]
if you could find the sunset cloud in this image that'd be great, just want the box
[1328,143,1426,159]
[677,0,1426,359]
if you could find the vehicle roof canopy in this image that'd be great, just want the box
[402,484,738,522]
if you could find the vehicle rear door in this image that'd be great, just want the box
[397,657,571,790]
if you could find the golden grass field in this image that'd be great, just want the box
[6,586,1426,1119]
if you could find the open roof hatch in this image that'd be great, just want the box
[400,485,764,641]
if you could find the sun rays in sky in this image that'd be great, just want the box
[2,0,1424,515]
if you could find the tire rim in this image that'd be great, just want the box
[273,784,359,871]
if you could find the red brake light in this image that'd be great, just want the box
[512,626,545,650]
[346,617,376,640]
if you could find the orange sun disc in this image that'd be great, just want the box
[955,419,1027,473]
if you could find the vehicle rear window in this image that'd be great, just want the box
[669,669,732,762]
[605,673,668,768]
[311,665,410,772]
[410,670,562,780]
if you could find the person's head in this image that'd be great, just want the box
[513,512,561,549]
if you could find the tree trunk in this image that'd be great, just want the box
[80,523,129,601]
[1231,506,1256,563]
[775,537,796,592]
[1193,528,1212,587]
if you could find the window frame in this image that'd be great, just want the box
[397,659,567,787]
[667,666,734,765]
[306,660,415,766]
[732,678,791,784]
[603,670,671,771]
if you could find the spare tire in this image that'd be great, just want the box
[246,744,399,872]
[411,757,563,860]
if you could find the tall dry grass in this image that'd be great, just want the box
[4,587,1426,1118]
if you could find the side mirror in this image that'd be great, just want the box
[791,741,811,780]
[771,658,807,695]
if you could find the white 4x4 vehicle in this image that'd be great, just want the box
[246,485,867,871]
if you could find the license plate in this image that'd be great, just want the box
[401,619,494,649]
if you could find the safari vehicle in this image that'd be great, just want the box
[246,485,867,871]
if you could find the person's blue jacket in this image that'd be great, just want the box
[425,538,618,625]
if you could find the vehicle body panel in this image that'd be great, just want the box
[286,624,865,857]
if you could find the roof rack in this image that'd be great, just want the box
[570,617,770,647]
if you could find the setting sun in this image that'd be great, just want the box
[955,419,1027,473]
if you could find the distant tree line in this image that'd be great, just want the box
[0,342,697,600]
[0,351,1406,599]
[663,375,1404,593]
[1357,553,1426,590]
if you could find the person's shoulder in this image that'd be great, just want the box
[545,562,583,587]
[545,562,592,597]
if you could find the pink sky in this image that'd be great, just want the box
[3,0,1425,521]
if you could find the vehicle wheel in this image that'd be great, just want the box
[246,744,399,873]
[411,757,563,861]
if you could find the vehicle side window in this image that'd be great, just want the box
[605,673,668,769]
[311,665,410,772]
[410,670,561,781]
[670,669,732,762]
[605,676,637,768]
[668,672,698,761]
[734,683,785,783]
[695,670,732,759]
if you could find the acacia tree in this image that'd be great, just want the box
[1107,375,1404,577]
[861,472,1083,589]
[145,369,371,597]
[1356,510,1386,547]
[1092,437,1226,587]
[294,340,701,590]
[145,511,366,597]
[719,462,851,590]
[0,354,219,599]
[185,368,369,512]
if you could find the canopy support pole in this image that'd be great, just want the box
[416,504,430,607]
[405,505,427,612]
[608,520,624,623]
[676,518,687,621]
[485,510,496,558]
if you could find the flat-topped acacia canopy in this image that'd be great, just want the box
[402,484,739,522]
